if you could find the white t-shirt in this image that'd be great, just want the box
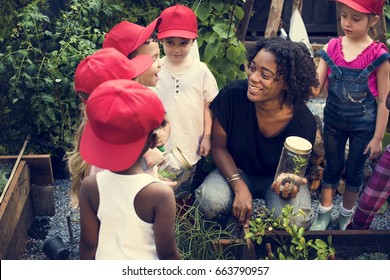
[156,58,218,165]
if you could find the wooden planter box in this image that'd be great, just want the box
[0,155,54,260]
[244,229,390,260]
[217,227,390,260]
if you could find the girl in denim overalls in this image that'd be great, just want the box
[311,0,389,230]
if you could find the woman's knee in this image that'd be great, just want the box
[194,169,233,221]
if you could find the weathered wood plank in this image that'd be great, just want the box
[5,193,35,259]
[0,162,31,259]
[265,0,285,38]
[0,155,53,185]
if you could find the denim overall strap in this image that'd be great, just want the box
[355,53,390,84]
[317,49,342,78]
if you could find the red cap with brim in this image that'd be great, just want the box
[157,4,198,40]
[80,80,165,171]
[157,29,197,40]
[74,48,153,103]
[334,0,384,14]
[103,18,161,57]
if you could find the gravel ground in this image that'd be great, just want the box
[21,98,390,260]
[21,178,390,260]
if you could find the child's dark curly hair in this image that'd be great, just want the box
[247,37,319,106]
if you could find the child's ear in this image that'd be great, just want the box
[369,15,379,27]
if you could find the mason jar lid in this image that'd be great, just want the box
[171,147,192,169]
[284,136,312,155]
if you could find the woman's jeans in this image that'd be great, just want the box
[194,169,314,229]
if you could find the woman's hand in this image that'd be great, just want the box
[272,172,307,199]
[231,180,252,227]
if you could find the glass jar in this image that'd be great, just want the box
[274,136,312,192]
[155,147,192,188]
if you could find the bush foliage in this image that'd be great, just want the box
[0,0,247,160]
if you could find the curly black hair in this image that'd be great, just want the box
[247,37,319,106]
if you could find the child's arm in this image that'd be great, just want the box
[312,44,329,97]
[152,184,181,260]
[364,60,390,160]
[199,102,213,157]
[79,175,100,260]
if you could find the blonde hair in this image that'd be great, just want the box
[66,106,90,209]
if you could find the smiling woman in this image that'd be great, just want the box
[194,36,320,230]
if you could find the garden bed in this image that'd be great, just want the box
[0,154,54,259]
[243,229,390,260]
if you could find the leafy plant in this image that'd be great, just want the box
[175,199,238,260]
[0,0,112,156]
[0,0,248,161]
[292,155,307,175]
[245,205,336,260]
[193,0,247,89]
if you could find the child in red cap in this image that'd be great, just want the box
[311,0,389,230]
[156,4,219,195]
[103,18,171,168]
[78,79,180,260]
[68,48,153,209]
[103,18,163,88]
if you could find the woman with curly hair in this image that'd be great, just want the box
[194,36,319,229]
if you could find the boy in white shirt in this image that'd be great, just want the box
[156,4,219,195]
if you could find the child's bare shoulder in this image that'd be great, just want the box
[142,181,175,201]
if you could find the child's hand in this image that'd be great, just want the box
[143,148,164,168]
[364,139,382,160]
[198,136,211,157]
[155,122,171,147]
[150,166,178,189]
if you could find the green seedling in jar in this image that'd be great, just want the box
[158,169,177,181]
[292,155,307,175]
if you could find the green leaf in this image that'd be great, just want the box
[210,0,224,12]
[315,239,328,248]
[256,235,263,245]
[204,41,220,63]
[234,7,245,21]
[41,94,55,103]
[212,23,234,39]
[196,2,212,21]
[226,45,242,61]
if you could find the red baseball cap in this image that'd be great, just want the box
[80,79,165,171]
[334,0,384,14]
[74,48,153,103]
[103,18,161,57]
[157,4,198,40]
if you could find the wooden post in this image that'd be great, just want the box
[236,0,255,42]
[265,0,285,38]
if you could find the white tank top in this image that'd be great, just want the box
[95,170,158,260]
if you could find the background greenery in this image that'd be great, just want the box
[0,0,247,177]
[0,0,389,178]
